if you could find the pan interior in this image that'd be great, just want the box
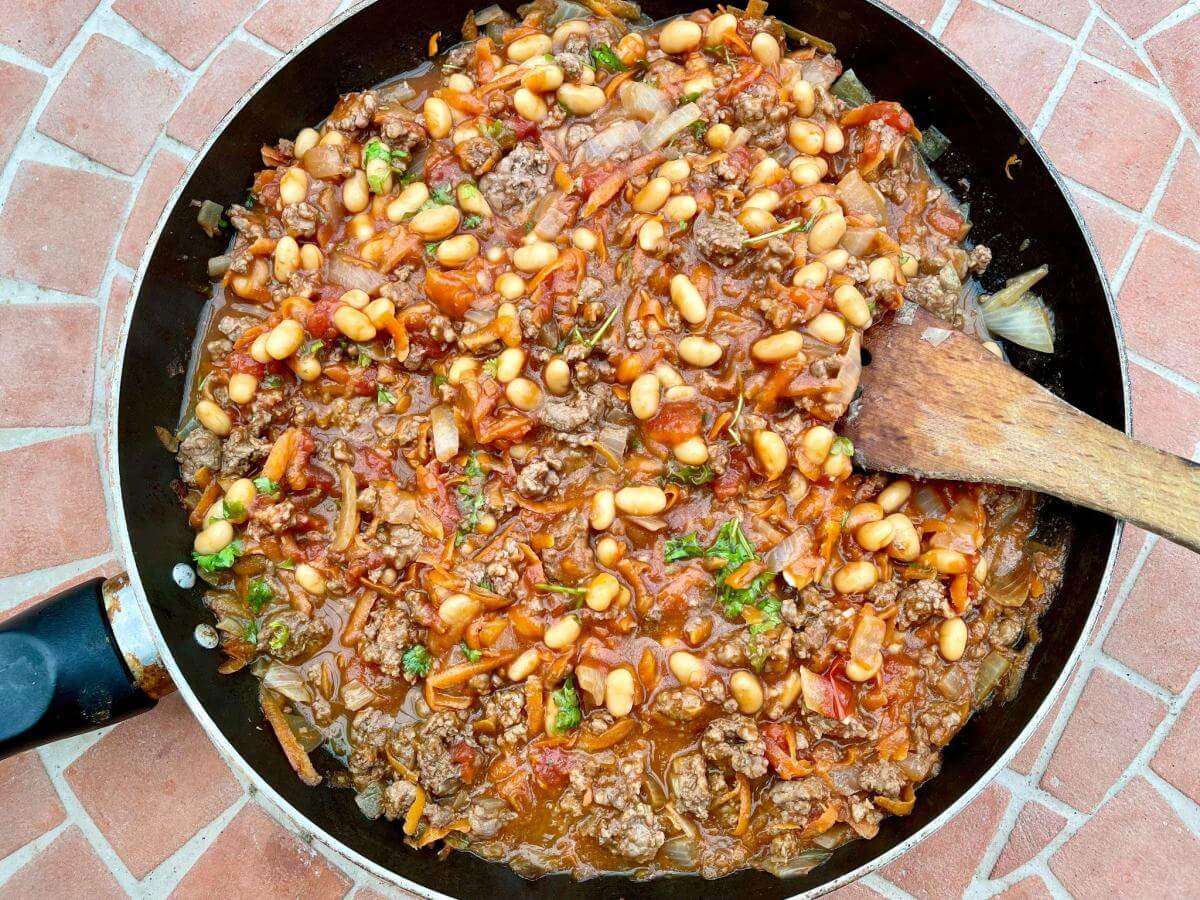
[117,0,1123,894]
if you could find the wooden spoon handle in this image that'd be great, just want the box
[1012,396,1200,553]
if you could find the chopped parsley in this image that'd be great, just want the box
[193,538,243,573]
[253,476,280,497]
[429,185,455,206]
[749,595,783,634]
[746,634,770,671]
[243,618,259,645]
[362,137,393,192]
[482,356,500,378]
[277,558,295,570]
[590,44,626,72]
[708,519,758,572]
[222,499,246,520]
[664,532,706,563]
[481,119,515,144]
[266,619,289,651]
[535,582,587,597]
[300,339,323,357]
[432,373,449,388]
[476,575,495,592]
[459,642,482,663]
[681,91,702,104]
[455,451,488,545]
[262,374,283,389]
[689,119,708,140]
[357,349,371,368]
[246,577,273,613]
[376,385,397,406]
[462,213,483,229]
[665,463,713,486]
[830,436,855,457]
[425,240,442,257]
[402,644,433,677]
[550,678,582,733]
[463,451,484,479]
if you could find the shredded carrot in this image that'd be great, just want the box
[525,675,544,735]
[733,774,752,835]
[553,162,573,192]
[617,557,652,616]
[428,31,440,56]
[341,589,378,646]
[526,247,585,295]
[477,69,525,97]
[801,803,839,837]
[188,480,222,529]
[574,717,636,751]
[260,428,298,484]
[603,68,636,99]
[261,689,321,786]
[427,652,516,689]
[404,785,427,835]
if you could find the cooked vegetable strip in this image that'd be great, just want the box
[176,1,1063,880]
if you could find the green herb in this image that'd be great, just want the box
[749,595,783,634]
[665,463,713,486]
[429,185,454,205]
[535,582,587,597]
[247,578,273,613]
[462,214,483,229]
[916,124,951,162]
[709,519,757,572]
[573,304,621,350]
[458,181,482,199]
[377,385,397,406]
[590,44,626,72]
[432,373,449,388]
[243,618,259,645]
[300,339,323,357]
[481,119,515,144]
[689,119,708,140]
[664,532,706,563]
[550,677,582,733]
[193,538,243,573]
[363,137,393,192]
[743,217,812,247]
[262,374,282,389]
[425,240,442,257]
[629,433,642,452]
[718,570,775,621]
[225,499,247,520]
[681,91,702,104]
[830,436,855,457]
[254,476,280,497]
[459,642,482,662]
[482,357,500,378]
[277,558,295,570]
[401,165,424,185]
[476,575,495,592]
[463,451,484,480]
[746,634,770,671]
[402,644,433,677]
[455,453,488,545]
[357,350,371,368]
[266,619,290,651]
[244,192,256,209]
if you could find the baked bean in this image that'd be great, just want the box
[730,670,764,713]
[439,593,481,627]
[844,502,884,531]
[704,12,737,46]
[878,480,911,513]
[669,651,704,687]
[590,488,616,530]
[195,399,232,436]
[807,211,847,254]
[595,536,623,568]
[751,31,780,65]
[751,330,804,363]
[658,159,691,182]
[508,647,540,681]
[342,170,370,213]
[522,63,564,93]
[819,248,850,272]
[674,436,709,466]
[845,652,883,682]
[446,72,474,93]
[669,273,707,324]
[856,518,895,552]
[823,122,845,154]
[295,563,326,596]
[333,306,377,342]
[387,182,430,221]
[513,240,559,272]
[885,513,921,561]
[834,283,872,327]
[279,167,308,205]
[833,560,879,594]
[507,32,552,62]
[705,123,733,149]
[299,244,323,270]
[410,204,461,240]
[571,227,598,251]
[293,127,319,160]
[629,372,662,420]
[921,547,970,575]
[788,119,825,155]
[544,615,581,649]
[868,256,896,284]
[802,425,835,464]
[662,194,698,222]
[793,261,828,289]
[224,479,256,522]
[605,667,636,717]
[659,18,702,53]
[745,188,782,212]
[633,177,671,213]
[505,377,542,411]
[194,519,234,555]
[273,235,300,282]
[495,271,526,300]
[513,87,548,122]
[678,335,722,367]
[228,372,258,405]
[747,158,783,191]
[789,78,816,116]
[544,357,571,395]
[250,332,271,364]
[789,155,826,187]
[495,347,526,384]
[615,485,668,516]
[436,234,480,268]
[737,206,776,235]
[753,429,788,480]
[638,218,665,252]
[939,617,967,661]
[557,83,606,115]
[586,573,620,611]
[808,311,847,345]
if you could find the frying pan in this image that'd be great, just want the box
[0,0,1125,895]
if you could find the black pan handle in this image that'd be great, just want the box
[0,576,173,759]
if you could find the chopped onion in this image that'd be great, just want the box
[472,3,507,24]
[575,662,607,706]
[284,710,323,752]
[619,80,673,122]
[624,515,668,532]
[913,485,949,520]
[545,0,590,25]
[981,292,1055,354]
[262,662,312,703]
[839,225,876,257]
[377,80,416,104]
[984,265,1048,309]
[640,102,702,151]
[207,254,232,278]
[301,144,347,180]
[724,125,752,152]
[197,200,223,238]
[986,555,1031,607]
[974,650,1011,704]
[430,403,460,463]
[341,678,375,711]
[763,525,816,574]
[533,192,575,241]
[575,119,641,164]
[326,253,386,294]
[355,781,384,819]
[768,847,834,877]
[661,836,700,868]
[595,422,629,458]
[332,463,359,552]
[836,170,887,221]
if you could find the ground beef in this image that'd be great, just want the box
[783,587,842,662]
[250,499,298,535]
[769,777,830,823]
[480,143,551,217]
[415,710,473,797]
[216,315,255,342]
[758,236,794,276]
[701,715,769,778]
[327,90,378,134]
[219,426,270,478]
[731,80,771,126]
[896,578,946,629]
[806,712,875,742]
[515,457,562,499]
[598,804,665,862]
[692,212,748,267]
[557,33,590,80]
[359,597,416,678]
[536,385,607,442]
[539,508,592,583]
[456,136,502,176]
[378,523,425,570]
[903,273,961,325]
[379,114,427,153]
[857,760,905,798]
[669,752,711,820]
[380,778,419,820]
[480,686,527,750]
[967,243,992,274]
[259,610,331,661]
[281,201,321,237]
[469,797,515,837]
[177,427,221,485]
[651,687,706,722]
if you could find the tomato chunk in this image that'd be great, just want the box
[643,401,702,445]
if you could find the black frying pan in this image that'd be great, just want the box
[0,0,1125,895]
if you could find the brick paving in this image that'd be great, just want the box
[0,0,1196,896]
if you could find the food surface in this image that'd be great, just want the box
[176,0,1063,879]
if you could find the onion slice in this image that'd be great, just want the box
[640,103,702,152]
[620,80,673,122]
[981,291,1055,353]
[430,403,460,463]
[332,463,359,552]
[575,119,641,164]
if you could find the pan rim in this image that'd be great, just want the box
[111,0,1128,895]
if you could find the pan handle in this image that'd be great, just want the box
[0,576,173,759]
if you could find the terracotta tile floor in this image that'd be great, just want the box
[0,0,1197,895]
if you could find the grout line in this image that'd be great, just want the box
[928,0,962,37]
[0,820,73,887]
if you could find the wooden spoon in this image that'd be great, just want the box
[840,304,1200,553]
